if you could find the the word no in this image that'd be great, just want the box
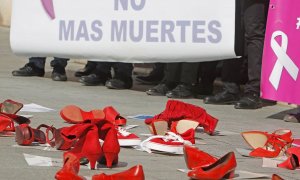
[114,0,146,11]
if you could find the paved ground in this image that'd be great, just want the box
[0,26,299,180]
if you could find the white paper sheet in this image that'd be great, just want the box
[20,103,55,112]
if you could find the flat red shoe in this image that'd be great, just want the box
[15,124,49,145]
[188,152,237,180]
[103,106,127,126]
[92,165,145,180]
[60,105,105,124]
[183,145,217,169]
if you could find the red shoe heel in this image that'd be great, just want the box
[68,124,103,170]
[103,152,118,168]
[223,170,235,179]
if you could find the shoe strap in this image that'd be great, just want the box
[117,127,131,137]
[139,131,192,153]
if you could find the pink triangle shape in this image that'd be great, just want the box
[41,0,55,19]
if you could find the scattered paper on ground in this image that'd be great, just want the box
[177,169,270,179]
[24,153,62,167]
[261,156,297,169]
[124,125,139,130]
[18,114,33,119]
[127,114,153,121]
[13,143,58,152]
[236,148,252,157]
[20,103,55,112]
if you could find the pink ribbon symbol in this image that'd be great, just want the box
[41,0,55,19]
[269,31,299,90]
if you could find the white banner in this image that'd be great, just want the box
[10,0,237,63]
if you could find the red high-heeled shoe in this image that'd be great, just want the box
[278,147,300,170]
[98,122,120,168]
[55,152,83,180]
[103,106,127,126]
[183,145,217,169]
[68,124,103,170]
[15,124,50,145]
[60,105,105,124]
[248,130,293,158]
[187,152,237,180]
[92,165,145,180]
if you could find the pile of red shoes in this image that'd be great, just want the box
[242,129,300,171]
[183,145,237,179]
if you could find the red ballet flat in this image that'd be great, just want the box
[60,105,105,124]
[103,106,127,126]
[183,145,217,169]
[92,165,145,180]
[188,152,237,180]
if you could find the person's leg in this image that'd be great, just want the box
[105,63,133,89]
[80,62,112,86]
[166,62,200,98]
[204,58,242,104]
[146,63,179,96]
[135,63,165,85]
[235,0,269,109]
[50,57,69,81]
[12,57,46,77]
[75,61,97,77]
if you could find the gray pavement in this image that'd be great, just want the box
[0,26,299,180]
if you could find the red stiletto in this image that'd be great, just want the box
[68,124,103,170]
[98,122,120,168]
[55,152,83,180]
[103,106,127,126]
[92,165,145,180]
[60,105,105,124]
[188,152,237,180]
[249,130,293,158]
[183,145,217,169]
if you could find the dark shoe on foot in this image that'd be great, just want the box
[203,90,239,104]
[75,62,96,77]
[80,74,107,86]
[136,74,163,85]
[146,83,171,96]
[166,84,194,99]
[52,66,67,81]
[105,78,133,89]
[12,63,45,77]
[234,93,262,109]
[283,113,300,123]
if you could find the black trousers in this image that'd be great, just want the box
[94,62,133,79]
[29,57,69,69]
[162,62,200,85]
[243,0,269,94]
